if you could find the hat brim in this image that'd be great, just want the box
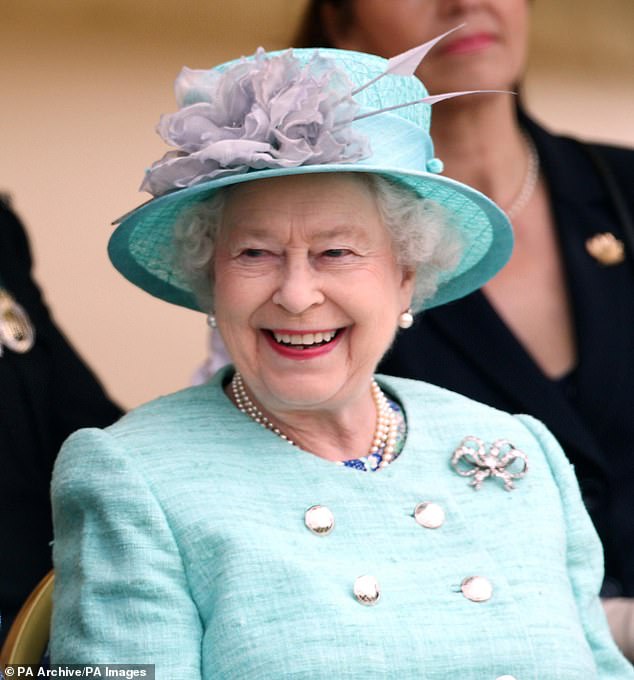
[108,164,512,313]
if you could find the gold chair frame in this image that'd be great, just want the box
[0,570,54,666]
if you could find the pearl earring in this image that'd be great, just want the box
[398,309,414,329]
[207,314,217,329]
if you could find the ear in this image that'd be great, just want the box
[398,267,416,307]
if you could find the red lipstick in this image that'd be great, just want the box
[439,32,496,56]
[263,328,345,360]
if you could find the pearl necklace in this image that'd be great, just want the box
[505,133,539,220]
[231,371,399,468]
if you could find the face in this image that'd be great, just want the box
[213,173,414,414]
[330,0,530,93]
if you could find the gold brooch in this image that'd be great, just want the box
[585,232,625,266]
[0,289,35,355]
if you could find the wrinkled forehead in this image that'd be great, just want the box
[219,173,384,241]
[224,171,374,205]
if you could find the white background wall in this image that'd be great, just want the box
[1,0,632,408]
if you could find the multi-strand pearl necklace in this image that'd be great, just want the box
[230,371,399,469]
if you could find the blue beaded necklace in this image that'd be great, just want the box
[338,398,406,472]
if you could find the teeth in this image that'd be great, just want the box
[272,330,337,345]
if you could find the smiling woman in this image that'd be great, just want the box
[193,174,424,453]
[50,37,633,679]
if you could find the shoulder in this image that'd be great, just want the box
[52,385,210,514]
[378,373,571,478]
[60,381,221,447]
[524,114,634,194]
[582,138,634,164]
[378,373,515,423]
[521,110,634,158]
[110,382,222,436]
[585,141,634,189]
[0,196,32,270]
[54,377,234,484]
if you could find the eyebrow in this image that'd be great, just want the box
[310,225,366,240]
[223,225,276,240]
[224,223,367,241]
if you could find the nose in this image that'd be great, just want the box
[439,0,482,16]
[271,254,325,315]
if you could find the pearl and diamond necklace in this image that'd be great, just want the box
[231,371,399,469]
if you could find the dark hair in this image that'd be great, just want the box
[293,0,354,48]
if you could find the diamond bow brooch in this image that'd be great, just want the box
[451,436,528,491]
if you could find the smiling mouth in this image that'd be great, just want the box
[440,33,496,56]
[267,329,342,350]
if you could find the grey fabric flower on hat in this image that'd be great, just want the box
[141,49,370,197]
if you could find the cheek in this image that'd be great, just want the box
[348,265,408,321]
[213,255,267,309]
[347,0,431,55]
[213,272,255,332]
[501,2,530,55]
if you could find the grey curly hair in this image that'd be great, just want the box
[172,173,463,312]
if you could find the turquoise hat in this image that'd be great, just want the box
[109,42,513,313]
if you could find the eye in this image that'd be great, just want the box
[322,248,353,258]
[235,248,280,267]
[239,248,268,258]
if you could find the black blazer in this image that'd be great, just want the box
[0,198,122,641]
[379,116,634,597]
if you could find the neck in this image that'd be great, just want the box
[431,96,528,211]
[228,373,381,462]
[279,398,378,461]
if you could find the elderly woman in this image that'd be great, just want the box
[50,42,632,678]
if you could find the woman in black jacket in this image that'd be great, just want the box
[0,197,122,643]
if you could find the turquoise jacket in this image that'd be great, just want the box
[50,370,633,678]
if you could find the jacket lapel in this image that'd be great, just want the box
[528,118,634,449]
[427,293,607,470]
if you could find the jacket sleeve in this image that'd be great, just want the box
[50,427,203,678]
[516,414,634,678]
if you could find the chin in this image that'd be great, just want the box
[421,60,515,95]
[259,372,344,410]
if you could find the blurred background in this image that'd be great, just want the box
[1,0,632,408]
